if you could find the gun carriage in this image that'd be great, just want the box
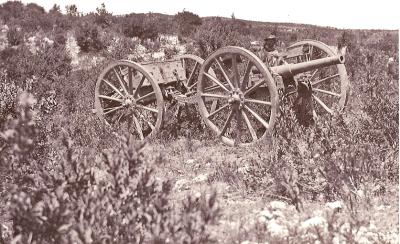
[94,40,349,146]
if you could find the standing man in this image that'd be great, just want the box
[258,34,281,67]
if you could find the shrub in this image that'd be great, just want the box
[193,17,251,58]
[174,10,202,37]
[122,14,159,41]
[75,21,104,52]
[6,133,220,243]
[0,44,71,91]
[0,1,24,22]
[164,45,180,59]
[0,92,38,178]
[0,75,18,126]
[94,3,112,28]
[6,26,23,46]
[103,35,136,60]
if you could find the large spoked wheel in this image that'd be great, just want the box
[283,40,350,118]
[197,46,278,146]
[94,60,164,140]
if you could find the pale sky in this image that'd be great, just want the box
[2,0,400,30]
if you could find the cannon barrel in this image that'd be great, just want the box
[270,54,345,77]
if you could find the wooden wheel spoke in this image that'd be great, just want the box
[241,110,257,141]
[241,60,252,90]
[102,79,124,98]
[135,104,158,113]
[133,75,146,98]
[311,74,339,86]
[312,94,333,115]
[244,98,271,106]
[234,107,242,146]
[215,58,235,90]
[136,91,155,102]
[309,69,319,81]
[147,121,155,130]
[219,108,235,137]
[208,103,229,118]
[244,80,265,96]
[116,113,124,124]
[201,93,229,99]
[181,58,186,75]
[308,45,314,61]
[204,72,230,92]
[204,84,226,93]
[103,105,124,115]
[99,95,123,103]
[132,113,144,140]
[313,88,340,97]
[188,81,198,91]
[187,62,200,87]
[244,105,269,129]
[113,68,129,95]
[128,68,133,94]
[136,111,156,130]
[210,100,218,113]
[231,54,240,88]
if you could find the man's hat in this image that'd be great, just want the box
[264,34,277,41]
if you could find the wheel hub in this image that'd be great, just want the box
[123,95,137,107]
[228,89,244,108]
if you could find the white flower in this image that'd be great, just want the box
[193,173,208,183]
[174,179,189,191]
[301,216,327,230]
[186,159,195,165]
[340,222,350,234]
[272,210,285,219]
[194,191,201,199]
[18,92,37,107]
[267,219,288,238]
[259,209,273,220]
[325,200,344,210]
[269,201,286,210]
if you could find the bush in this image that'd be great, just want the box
[6,26,23,46]
[0,44,71,89]
[75,21,104,52]
[103,35,136,60]
[122,14,159,41]
[193,18,251,58]
[94,3,112,28]
[4,129,220,243]
[0,92,38,177]
[0,1,24,22]
[174,10,202,37]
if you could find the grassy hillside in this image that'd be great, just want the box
[0,1,398,243]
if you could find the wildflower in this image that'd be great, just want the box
[267,219,288,238]
[301,216,327,230]
[193,173,208,183]
[18,92,37,107]
[325,200,343,210]
[269,201,286,210]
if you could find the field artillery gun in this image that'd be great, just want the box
[94,40,349,146]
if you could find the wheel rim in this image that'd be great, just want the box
[283,40,350,118]
[179,54,205,96]
[197,46,278,146]
[95,60,164,140]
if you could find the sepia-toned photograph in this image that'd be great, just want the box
[0,0,398,243]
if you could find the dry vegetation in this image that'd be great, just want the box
[0,1,399,244]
